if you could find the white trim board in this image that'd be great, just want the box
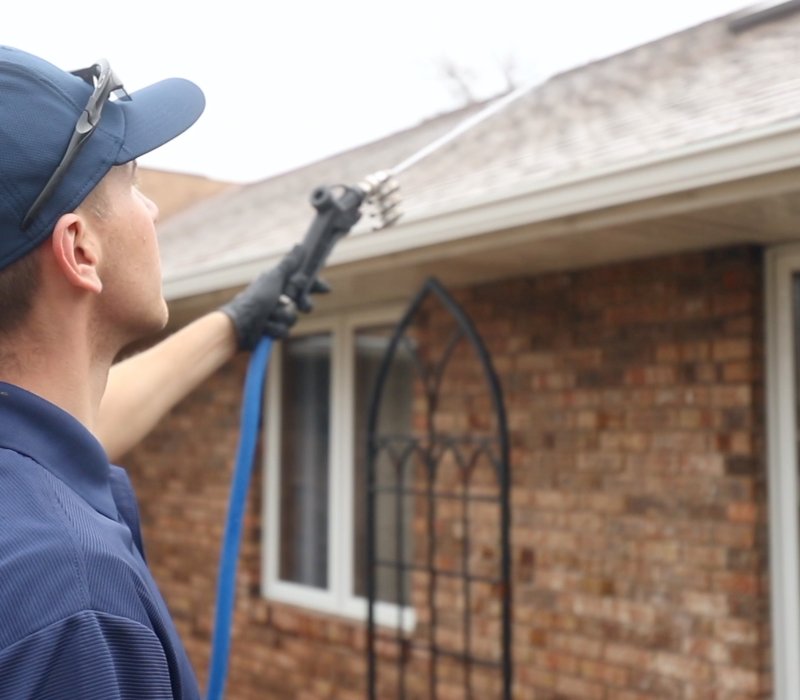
[765,243,800,700]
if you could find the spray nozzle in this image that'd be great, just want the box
[358,170,403,230]
[278,170,403,310]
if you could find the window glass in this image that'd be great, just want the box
[352,326,415,603]
[279,333,331,588]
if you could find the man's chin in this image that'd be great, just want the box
[157,300,169,331]
[149,305,170,337]
[123,302,170,348]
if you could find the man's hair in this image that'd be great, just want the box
[0,249,40,333]
[79,177,110,221]
[0,179,110,337]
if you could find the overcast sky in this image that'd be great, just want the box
[6,0,758,182]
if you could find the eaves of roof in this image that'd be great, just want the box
[163,113,800,301]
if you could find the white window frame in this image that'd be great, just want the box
[262,304,415,630]
[765,244,800,700]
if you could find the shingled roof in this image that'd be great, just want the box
[159,3,800,292]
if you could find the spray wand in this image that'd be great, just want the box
[205,171,401,700]
[206,80,535,700]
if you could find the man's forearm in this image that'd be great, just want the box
[96,311,237,462]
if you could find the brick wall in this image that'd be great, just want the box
[125,245,770,699]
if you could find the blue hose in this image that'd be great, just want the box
[206,336,273,700]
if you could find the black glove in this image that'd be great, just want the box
[219,245,329,350]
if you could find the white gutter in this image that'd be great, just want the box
[164,116,800,301]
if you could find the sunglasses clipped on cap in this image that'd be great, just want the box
[21,59,130,230]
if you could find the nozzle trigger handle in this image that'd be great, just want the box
[281,184,366,306]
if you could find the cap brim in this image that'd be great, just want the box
[114,77,205,164]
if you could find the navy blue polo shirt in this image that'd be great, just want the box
[0,382,201,699]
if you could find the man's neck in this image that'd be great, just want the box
[0,328,114,432]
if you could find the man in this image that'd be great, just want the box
[0,47,315,698]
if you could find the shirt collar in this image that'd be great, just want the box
[0,382,118,519]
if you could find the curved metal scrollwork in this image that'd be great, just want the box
[366,277,512,700]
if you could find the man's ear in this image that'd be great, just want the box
[50,213,103,294]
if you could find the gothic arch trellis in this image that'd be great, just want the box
[366,277,512,699]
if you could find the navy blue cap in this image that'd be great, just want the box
[0,46,205,269]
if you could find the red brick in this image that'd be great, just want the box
[727,502,758,524]
[653,652,713,683]
[555,674,606,700]
[683,591,730,618]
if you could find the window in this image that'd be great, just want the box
[263,307,415,627]
[766,244,800,699]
